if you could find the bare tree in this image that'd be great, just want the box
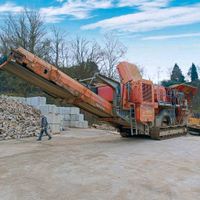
[0,10,50,58]
[100,33,127,79]
[50,26,70,68]
[70,36,90,65]
[87,41,104,65]
[60,43,71,68]
[69,34,127,79]
[70,36,103,66]
[0,33,10,55]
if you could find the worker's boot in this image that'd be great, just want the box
[48,136,52,140]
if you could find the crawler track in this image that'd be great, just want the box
[120,126,188,140]
[188,126,200,136]
[150,126,187,140]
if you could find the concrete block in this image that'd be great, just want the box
[70,107,80,114]
[79,114,84,122]
[57,107,80,115]
[70,114,84,121]
[57,107,71,115]
[39,105,57,114]
[70,114,79,121]
[26,97,46,107]
[46,113,62,124]
[63,114,70,120]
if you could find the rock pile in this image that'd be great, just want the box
[0,96,41,140]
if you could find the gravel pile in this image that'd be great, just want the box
[0,96,41,140]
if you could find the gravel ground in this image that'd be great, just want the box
[0,128,200,200]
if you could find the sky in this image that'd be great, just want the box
[0,0,200,82]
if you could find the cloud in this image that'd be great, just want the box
[82,3,200,33]
[142,33,200,40]
[0,2,23,13]
[118,0,170,10]
[42,0,171,22]
[40,0,113,22]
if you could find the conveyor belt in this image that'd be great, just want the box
[0,58,114,119]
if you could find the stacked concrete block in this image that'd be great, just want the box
[26,97,46,109]
[39,104,57,115]
[57,106,88,130]
[70,114,84,121]
[56,107,71,115]
[63,114,70,121]
[69,107,80,114]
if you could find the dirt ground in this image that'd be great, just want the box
[0,128,200,200]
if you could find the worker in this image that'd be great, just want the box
[37,115,52,141]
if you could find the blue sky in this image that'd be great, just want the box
[0,0,200,81]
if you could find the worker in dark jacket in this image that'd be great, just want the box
[37,115,52,141]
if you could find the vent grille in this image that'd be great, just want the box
[142,83,152,102]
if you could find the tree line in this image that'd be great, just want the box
[0,10,126,96]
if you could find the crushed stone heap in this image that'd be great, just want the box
[0,96,41,140]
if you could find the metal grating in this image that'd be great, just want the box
[142,83,152,102]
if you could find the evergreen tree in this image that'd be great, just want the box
[188,63,198,82]
[170,63,185,82]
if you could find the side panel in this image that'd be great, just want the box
[136,104,155,123]
[130,80,154,104]
[98,86,114,102]
[133,80,155,123]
